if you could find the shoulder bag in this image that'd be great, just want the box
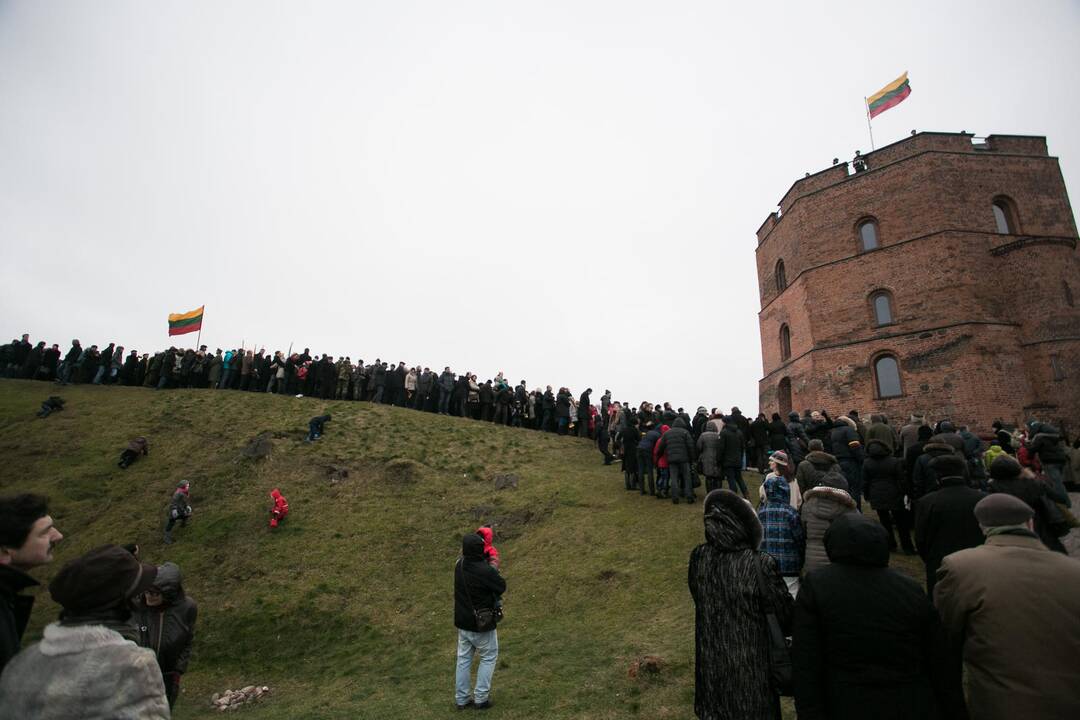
[457,559,499,633]
[752,552,794,696]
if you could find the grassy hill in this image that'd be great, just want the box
[0,380,921,719]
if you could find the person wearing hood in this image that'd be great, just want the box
[718,417,747,498]
[132,562,198,709]
[865,414,897,453]
[786,411,810,466]
[454,532,506,710]
[795,439,840,494]
[792,513,962,720]
[757,476,805,598]
[0,545,169,719]
[934,494,1080,720]
[863,439,914,554]
[269,489,289,529]
[691,407,709,440]
[689,489,793,720]
[697,421,723,493]
[750,413,771,472]
[656,417,697,504]
[987,456,1068,553]
[800,470,856,575]
[767,413,787,453]
[1027,421,1071,506]
[912,454,985,594]
[830,416,865,509]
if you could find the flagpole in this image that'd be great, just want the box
[864,97,876,151]
[195,305,204,349]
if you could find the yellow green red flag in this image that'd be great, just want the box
[868,72,911,119]
[168,306,204,336]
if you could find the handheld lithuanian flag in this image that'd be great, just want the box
[867,72,911,119]
[168,306,204,336]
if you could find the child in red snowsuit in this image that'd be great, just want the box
[269,488,289,528]
[476,526,503,613]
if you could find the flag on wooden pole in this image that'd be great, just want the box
[867,72,912,119]
[168,306,205,336]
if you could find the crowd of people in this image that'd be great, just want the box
[4,330,1080,718]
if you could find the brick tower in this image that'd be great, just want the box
[755,131,1079,431]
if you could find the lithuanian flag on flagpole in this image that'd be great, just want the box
[168,306,204,336]
[867,72,911,119]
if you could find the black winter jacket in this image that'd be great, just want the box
[830,421,863,462]
[717,424,744,469]
[657,418,696,464]
[131,563,197,675]
[863,440,906,510]
[0,565,37,675]
[793,513,962,720]
[913,479,986,594]
[454,534,506,632]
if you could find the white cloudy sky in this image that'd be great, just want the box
[2,1,1078,411]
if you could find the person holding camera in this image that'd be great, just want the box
[453,532,506,711]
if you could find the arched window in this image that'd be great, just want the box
[775,259,787,293]
[857,218,879,252]
[873,354,902,398]
[778,377,792,417]
[779,324,791,362]
[992,196,1018,234]
[870,290,894,326]
[1065,280,1075,308]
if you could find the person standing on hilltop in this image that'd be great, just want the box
[454,532,505,711]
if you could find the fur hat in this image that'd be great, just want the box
[769,450,789,467]
[49,545,158,615]
[929,453,967,478]
[989,455,1023,481]
[703,489,762,550]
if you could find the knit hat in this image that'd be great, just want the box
[769,450,789,467]
[974,493,1034,528]
[989,455,1023,482]
[929,453,966,478]
[49,545,158,615]
[176,480,190,489]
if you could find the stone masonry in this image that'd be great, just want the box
[755,131,1080,432]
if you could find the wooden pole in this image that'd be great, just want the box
[864,97,876,151]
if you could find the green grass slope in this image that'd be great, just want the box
[0,380,920,719]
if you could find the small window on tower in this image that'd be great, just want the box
[779,324,791,362]
[874,354,902,398]
[858,218,879,252]
[776,259,787,293]
[992,197,1018,234]
[1051,354,1066,381]
[870,291,894,326]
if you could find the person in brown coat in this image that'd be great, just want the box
[934,493,1080,720]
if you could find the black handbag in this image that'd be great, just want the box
[752,552,794,696]
[457,559,499,632]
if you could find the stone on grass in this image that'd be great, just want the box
[493,473,519,490]
[628,655,664,679]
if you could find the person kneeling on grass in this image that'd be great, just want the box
[454,532,505,711]
[118,437,149,469]
[305,414,332,442]
[269,489,289,529]
[163,481,192,545]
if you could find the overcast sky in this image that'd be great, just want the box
[2,1,1078,412]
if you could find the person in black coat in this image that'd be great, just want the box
[132,562,197,709]
[767,413,787,453]
[620,422,641,490]
[718,418,747,498]
[454,532,506,710]
[863,439,915,553]
[750,414,770,471]
[656,417,697,504]
[830,418,865,509]
[689,489,793,720]
[793,513,964,720]
[577,389,592,437]
[541,387,555,432]
[987,455,1067,554]
[913,454,985,594]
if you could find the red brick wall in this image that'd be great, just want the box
[755,132,1080,432]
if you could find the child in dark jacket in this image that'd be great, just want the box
[305,414,332,442]
[36,396,65,418]
[119,437,150,469]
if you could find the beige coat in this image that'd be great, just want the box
[799,485,856,574]
[934,533,1080,720]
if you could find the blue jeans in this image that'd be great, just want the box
[439,388,451,413]
[455,628,498,705]
[219,368,233,389]
[669,461,694,501]
[724,466,747,495]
